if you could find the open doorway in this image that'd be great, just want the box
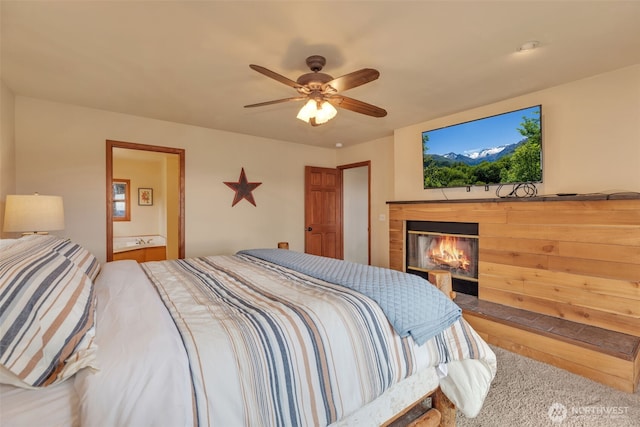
[339,162,370,265]
[106,140,185,262]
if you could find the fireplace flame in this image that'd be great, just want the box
[429,236,470,271]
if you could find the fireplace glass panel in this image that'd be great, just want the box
[407,231,478,281]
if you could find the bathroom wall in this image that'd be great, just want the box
[112,153,165,237]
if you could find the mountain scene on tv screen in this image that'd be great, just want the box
[422,108,541,188]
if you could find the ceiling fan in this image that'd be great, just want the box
[244,55,387,126]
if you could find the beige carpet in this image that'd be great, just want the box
[457,345,640,427]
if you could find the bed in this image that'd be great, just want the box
[0,235,496,426]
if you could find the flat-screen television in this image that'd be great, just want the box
[422,105,542,189]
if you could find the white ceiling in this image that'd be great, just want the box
[2,1,639,148]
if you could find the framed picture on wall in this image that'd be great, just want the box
[138,188,153,206]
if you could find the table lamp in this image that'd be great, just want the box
[3,193,65,235]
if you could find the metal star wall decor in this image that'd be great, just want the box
[224,168,262,207]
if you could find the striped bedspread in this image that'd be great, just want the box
[141,254,494,426]
[238,249,462,345]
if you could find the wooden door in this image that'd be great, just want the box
[304,166,342,259]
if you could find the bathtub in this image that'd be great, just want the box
[113,235,166,254]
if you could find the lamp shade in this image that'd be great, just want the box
[3,194,65,234]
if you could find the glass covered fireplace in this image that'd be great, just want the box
[406,221,479,296]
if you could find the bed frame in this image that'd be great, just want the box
[381,270,457,427]
[382,386,455,427]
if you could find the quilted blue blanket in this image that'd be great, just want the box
[237,249,461,345]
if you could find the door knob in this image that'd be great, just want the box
[306,227,313,231]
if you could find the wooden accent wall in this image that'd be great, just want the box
[389,198,640,337]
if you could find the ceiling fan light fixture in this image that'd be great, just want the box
[314,101,337,124]
[296,99,317,123]
[296,99,337,125]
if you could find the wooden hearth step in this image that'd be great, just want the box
[455,293,640,392]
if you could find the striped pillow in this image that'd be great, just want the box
[51,238,101,281]
[0,236,98,388]
[1,235,101,281]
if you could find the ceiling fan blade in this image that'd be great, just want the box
[244,96,307,108]
[322,68,380,93]
[249,64,303,89]
[327,95,387,118]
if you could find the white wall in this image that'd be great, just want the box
[0,81,16,235]
[393,65,640,201]
[14,97,335,261]
[9,65,639,268]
